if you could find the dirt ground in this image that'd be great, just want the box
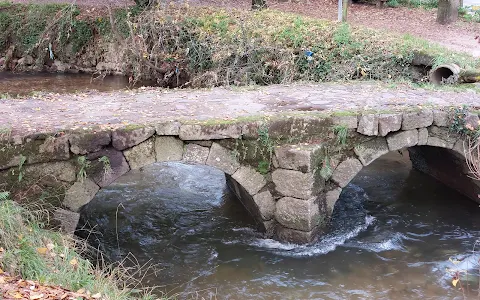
[8,0,480,56]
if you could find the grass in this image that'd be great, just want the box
[0,199,166,299]
[333,124,348,145]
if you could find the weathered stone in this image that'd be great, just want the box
[276,226,318,244]
[190,140,213,147]
[452,139,467,157]
[232,166,266,196]
[274,144,322,173]
[112,126,155,151]
[123,139,156,169]
[241,121,263,139]
[387,129,418,151]
[418,128,428,145]
[426,126,458,149]
[354,137,389,166]
[69,130,111,155]
[0,135,70,170]
[54,208,80,234]
[357,114,378,136]
[155,136,184,162]
[433,110,449,127]
[331,158,363,188]
[332,115,358,129]
[275,197,320,232]
[402,110,433,130]
[25,161,76,183]
[86,148,130,187]
[183,143,210,164]
[465,113,480,129]
[179,123,242,140]
[272,169,322,200]
[63,178,99,212]
[206,143,240,175]
[155,121,181,136]
[378,114,402,136]
[325,187,342,215]
[253,190,276,220]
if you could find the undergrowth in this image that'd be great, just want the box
[0,199,164,299]
[0,2,478,87]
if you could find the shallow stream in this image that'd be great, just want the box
[78,152,480,300]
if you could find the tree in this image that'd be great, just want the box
[437,0,459,24]
[252,0,267,10]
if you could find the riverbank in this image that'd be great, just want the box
[0,199,162,299]
[0,2,479,87]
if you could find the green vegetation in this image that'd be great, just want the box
[0,199,160,299]
[1,2,478,86]
[77,156,91,182]
[333,125,348,145]
[388,0,438,9]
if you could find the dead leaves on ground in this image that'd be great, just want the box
[0,271,101,300]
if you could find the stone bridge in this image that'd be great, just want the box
[1,83,480,243]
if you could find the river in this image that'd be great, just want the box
[77,151,480,300]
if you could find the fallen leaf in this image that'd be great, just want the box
[69,258,78,267]
[30,293,44,299]
[92,292,102,298]
[36,248,48,255]
[452,278,459,287]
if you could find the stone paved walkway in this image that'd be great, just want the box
[2,82,480,135]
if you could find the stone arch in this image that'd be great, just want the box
[326,110,476,222]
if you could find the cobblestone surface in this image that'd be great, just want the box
[2,82,480,135]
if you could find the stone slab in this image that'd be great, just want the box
[331,158,363,188]
[426,126,458,149]
[112,126,155,151]
[274,144,322,173]
[63,178,99,212]
[275,197,320,232]
[325,187,342,215]
[332,115,358,129]
[123,138,156,170]
[69,130,111,155]
[418,128,428,145]
[86,148,130,187]
[253,190,276,221]
[206,143,240,175]
[232,166,266,196]
[354,137,389,166]
[155,121,181,136]
[378,114,402,136]
[387,129,418,151]
[433,110,449,127]
[155,136,184,162]
[54,208,80,234]
[272,169,321,200]
[276,225,318,244]
[183,143,210,164]
[357,114,378,136]
[402,110,433,130]
[179,123,242,140]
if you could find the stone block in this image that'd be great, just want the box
[276,225,318,244]
[54,208,80,234]
[386,129,418,151]
[112,126,155,151]
[232,166,266,196]
[418,128,428,145]
[466,113,480,129]
[253,190,276,221]
[378,114,402,136]
[274,144,322,173]
[354,137,389,166]
[331,158,363,188]
[433,110,449,127]
[69,130,111,155]
[275,197,320,232]
[155,136,184,162]
[183,143,210,164]
[63,178,99,212]
[402,110,433,130]
[123,138,156,170]
[332,115,358,129]
[357,114,378,136]
[179,123,242,140]
[272,169,322,200]
[325,187,342,215]
[155,121,181,136]
[206,143,240,175]
[86,148,130,187]
[426,126,458,149]
[0,135,70,170]
[453,139,467,157]
[25,161,77,183]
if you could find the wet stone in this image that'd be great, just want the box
[69,130,111,155]
[275,197,320,232]
[354,137,389,166]
[387,130,418,151]
[112,126,155,151]
[206,143,240,175]
[123,139,156,170]
[331,158,363,188]
[155,136,184,162]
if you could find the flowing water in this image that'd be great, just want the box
[78,151,480,300]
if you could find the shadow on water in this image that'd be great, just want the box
[0,72,156,96]
[78,153,480,299]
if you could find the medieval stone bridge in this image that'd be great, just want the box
[1,82,480,243]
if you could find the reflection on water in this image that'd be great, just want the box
[0,72,153,96]
[78,152,480,299]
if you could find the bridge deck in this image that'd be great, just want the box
[2,82,480,134]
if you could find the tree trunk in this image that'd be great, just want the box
[252,0,267,10]
[437,0,459,24]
